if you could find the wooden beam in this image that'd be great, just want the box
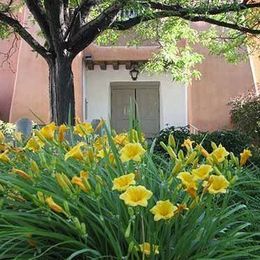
[112,61,119,70]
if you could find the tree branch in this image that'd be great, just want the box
[148,1,260,15]
[64,0,100,40]
[43,0,65,54]
[0,12,50,59]
[24,0,52,49]
[111,9,260,35]
[68,2,122,56]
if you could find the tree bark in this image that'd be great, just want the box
[48,55,75,125]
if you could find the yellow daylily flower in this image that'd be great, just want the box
[0,130,5,144]
[74,122,93,137]
[0,151,10,163]
[25,136,45,152]
[93,136,108,151]
[37,122,56,141]
[139,242,159,256]
[177,172,197,190]
[209,147,229,163]
[120,143,146,162]
[65,142,85,160]
[192,164,213,180]
[71,176,89,192]
[113,133,129,146]
[240,149,252,166]
[119,185,153,207]
[80,170,89,179]
[203,175,230,194]
[150,200,177,221]
[196,144,209,157]
[12,168,32,180]
[58,124,69,142]
[112,173,136,192]
[182,138,194,150]
[45,196,63,213]
[175,203,189,214]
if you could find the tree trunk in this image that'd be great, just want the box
[48,56,75,125]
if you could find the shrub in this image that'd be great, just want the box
[230,91,260,145]
[154,126,252,157]
[0,122,259,259]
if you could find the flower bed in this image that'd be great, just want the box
[0,122,258,259]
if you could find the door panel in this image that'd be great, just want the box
[111,83,160,138]
[111,88,135,133]
[136,87,160,138]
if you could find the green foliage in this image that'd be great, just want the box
[0,124,259,258]
[154,126,257,163]
[230,91,260,145]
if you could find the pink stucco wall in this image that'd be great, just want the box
[0,37,20,121]
[188,46,255,131]
[7,8,83,124]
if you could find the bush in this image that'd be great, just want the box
[0,122,259,259]
[230,91,260,145]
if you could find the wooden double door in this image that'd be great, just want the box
[111,82,160,138]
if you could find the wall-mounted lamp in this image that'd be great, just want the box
[129,63,139,81]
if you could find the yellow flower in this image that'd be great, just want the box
[0,151,10,163]
[45,196,63,213]
[209,147,229,163]
[182,138,194,150]
[71,170,90,192]
[12,168,32,180]
[112,173,136,191]
[25,136,45,152]
[204,175,230,194]
[65,142,85,160]
[58,124,69,142]
[240,149,252,166]
[119,185,152,207]
[37,122,56,141]
[74,122,93,137]
[120,143,146,162]
[192,164,213,180]
[80,170,89,179]
[113,133,128,146]
[0,130,5,144]
[93,136,108,151]
[196,144,209,157]
[175,203,189,214]
[97,149,109,159]
[150,200,177,221]
[71,176,89,192]
[177,172,197,190]
[139,242,159,256]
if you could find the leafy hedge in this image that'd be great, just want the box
[154,126,259,167]
[230,91,260,145]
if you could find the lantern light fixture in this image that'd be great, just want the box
[129,63,139,81]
